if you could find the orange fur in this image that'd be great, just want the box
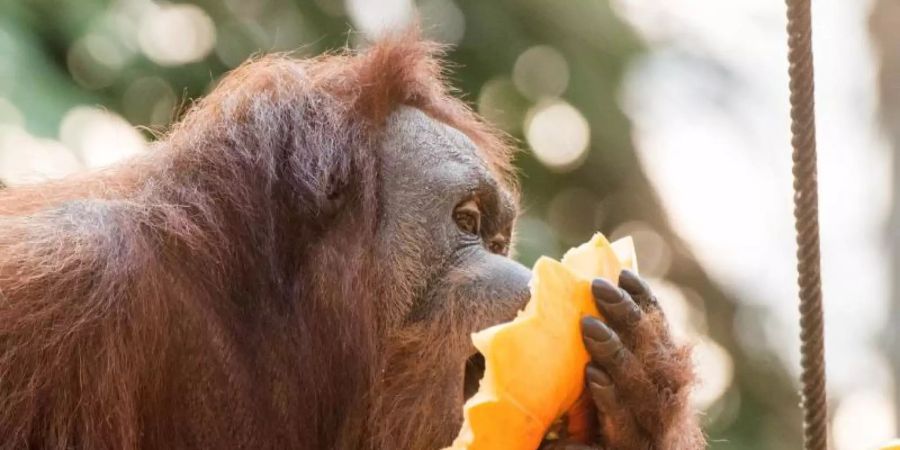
[0,30,516,450]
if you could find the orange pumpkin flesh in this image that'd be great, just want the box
[445,233,637,450]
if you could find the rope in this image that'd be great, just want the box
[784,0,828,448]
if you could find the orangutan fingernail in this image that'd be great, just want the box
[580,316,612,341]
[592,278,623,304]
[620,269,649,294]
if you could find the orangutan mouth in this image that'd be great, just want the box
[463,352,485,401]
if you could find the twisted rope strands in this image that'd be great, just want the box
[785,0,828,448]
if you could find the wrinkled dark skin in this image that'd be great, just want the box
[370,107,534,447]
[376,107,701,448]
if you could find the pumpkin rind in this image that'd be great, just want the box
[445,233,637,450]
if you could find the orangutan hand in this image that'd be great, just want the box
[543,269,705,450]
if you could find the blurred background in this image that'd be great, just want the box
[0,0,896,447]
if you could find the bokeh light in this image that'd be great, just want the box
[513,45,570,101]
[650,279,697,339]
[477,77,528,133]
[419,0,465,45]
[345,0,414,38]
[833,390,897,450]
[122,77,177,127]
[610,221,673,278]
[59,107,146,169]
[0,126,82,185]
[691,336,735,411]
[139,4,216,66]
[525,100,591,172]
[67,33,131,90]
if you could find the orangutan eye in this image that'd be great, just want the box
[453,200,481,236]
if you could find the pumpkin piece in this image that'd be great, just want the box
[445,233,637,450]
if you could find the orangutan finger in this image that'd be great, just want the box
[581,317,650,389]
[581,317,663,428]
[586,365,617,415]
[580,316,627,365]
[615,270,679,358]
[590,278,641,334]
[618,269,659,312]
[585,365,646,449]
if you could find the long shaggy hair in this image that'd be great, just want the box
[0,31,515,449]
